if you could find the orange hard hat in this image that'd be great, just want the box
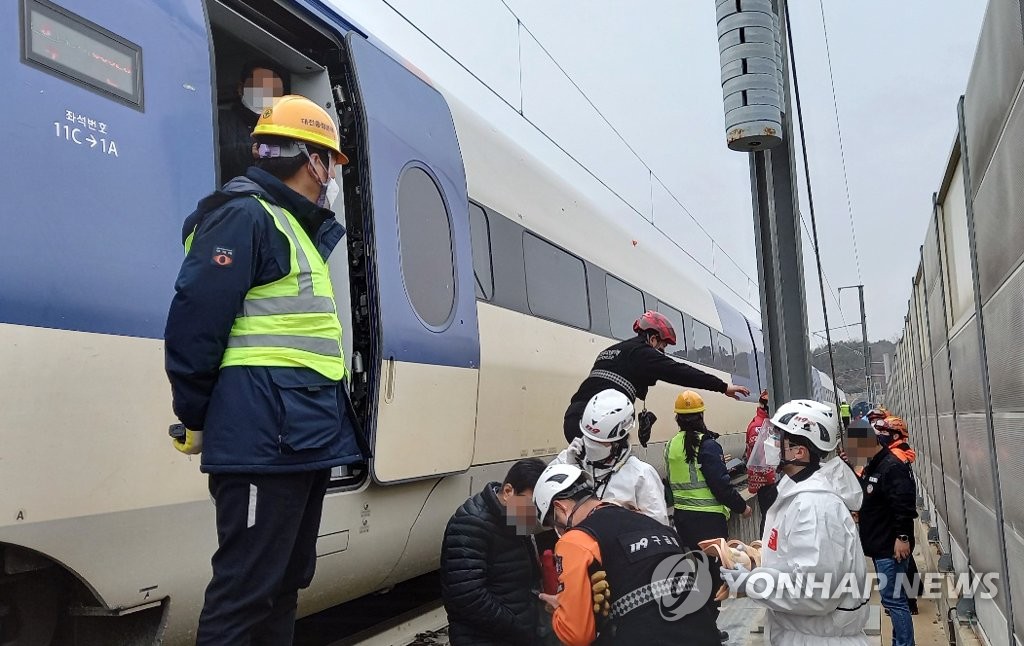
[674,390,705,414]
[867,408,886,421]
[252,95,348,162]
[878,416,908,437]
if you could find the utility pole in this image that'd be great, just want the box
[839,284,871,402]
[714,0,812,408]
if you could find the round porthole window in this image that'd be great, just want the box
[397,166,455,328]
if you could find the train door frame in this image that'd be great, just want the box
[204,0,479,486]
[203,0,376,487]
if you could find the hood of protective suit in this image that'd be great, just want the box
[817,456,864,511]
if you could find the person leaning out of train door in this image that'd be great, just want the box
[551,389,670,525]
[745,390,777,536]
[218,60,289,186]
[666,390,750,642]
[534,463,721,646]
[562,311,750,444]
[440,458,550,646]
[164,95,366,645]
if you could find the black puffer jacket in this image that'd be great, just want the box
[441,483,541,645]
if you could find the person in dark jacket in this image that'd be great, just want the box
[217,60,289,186]
[563,311,749,444]
[165,96,363,645]
[856,423,918,646]
[441,458,549,646]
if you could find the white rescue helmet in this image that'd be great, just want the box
[533,463,594,526]
[769,399,839,453]
[579,389,636,462]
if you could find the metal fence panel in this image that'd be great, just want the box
[951,318,987,413]
[963,0,1024,197]
[973,90,1024,300]
[983,265,1024,413]
[994,414,1024,533]
[967,493,1008,615]
[1004,525,1024,640]
[959,413,997,504]
[933,345,954,415]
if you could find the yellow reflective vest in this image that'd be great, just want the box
[186,196,346,380]
[666,432,730,519]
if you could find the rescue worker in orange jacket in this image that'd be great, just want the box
[533,463,720,646]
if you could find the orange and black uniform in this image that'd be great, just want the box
[551,504,719,645]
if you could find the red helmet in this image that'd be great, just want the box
[633,311,677,345]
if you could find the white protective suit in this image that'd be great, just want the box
[749,456,870,645]
[549,446,670,526]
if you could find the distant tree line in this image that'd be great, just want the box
[810,338,896,402]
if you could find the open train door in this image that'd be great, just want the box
[343,33,479,484]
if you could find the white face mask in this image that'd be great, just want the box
[241,88,275,114]
[325,176,341,210]
[763,440,781,469]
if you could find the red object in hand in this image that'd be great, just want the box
[541,549,559,595]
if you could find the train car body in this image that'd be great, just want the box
[0,1,837,642]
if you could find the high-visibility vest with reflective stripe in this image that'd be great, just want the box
[665,432,730,519]
[840,403,851,417]
[185,196,346,381]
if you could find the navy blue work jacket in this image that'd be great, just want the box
[164,167,363,474]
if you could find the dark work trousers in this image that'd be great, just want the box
[756,482,778,539]
[674,509,729,626]
[195,469,330,646]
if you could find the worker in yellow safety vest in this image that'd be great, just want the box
[840,400,852,429]
[164,94,367,644]
[666,390,751,640]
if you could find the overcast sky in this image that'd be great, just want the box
[377,0,988,342]
[495,0,987,342]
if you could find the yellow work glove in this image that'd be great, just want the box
[591,570,611,617]
[171,427,203,455]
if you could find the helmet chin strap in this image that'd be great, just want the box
[585,444,631,497]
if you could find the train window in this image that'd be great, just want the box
[523,233,590,329]
[688,319,714,366]
[397,166,455,328]
[469,203,493,301]
[715,333,735,373]
[734,346,751,378]
[607,276,644,339]
[656,302,688,358]
[22,0,143,108]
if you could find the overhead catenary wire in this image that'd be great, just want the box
[818,0,864,285]
[783,1,844,418]
[378,0,858,333]
[380,0,760,308]
[502,1,858,343]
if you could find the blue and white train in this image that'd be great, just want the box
[0,1,842,643]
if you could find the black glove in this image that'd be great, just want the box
[637,410,656,447]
